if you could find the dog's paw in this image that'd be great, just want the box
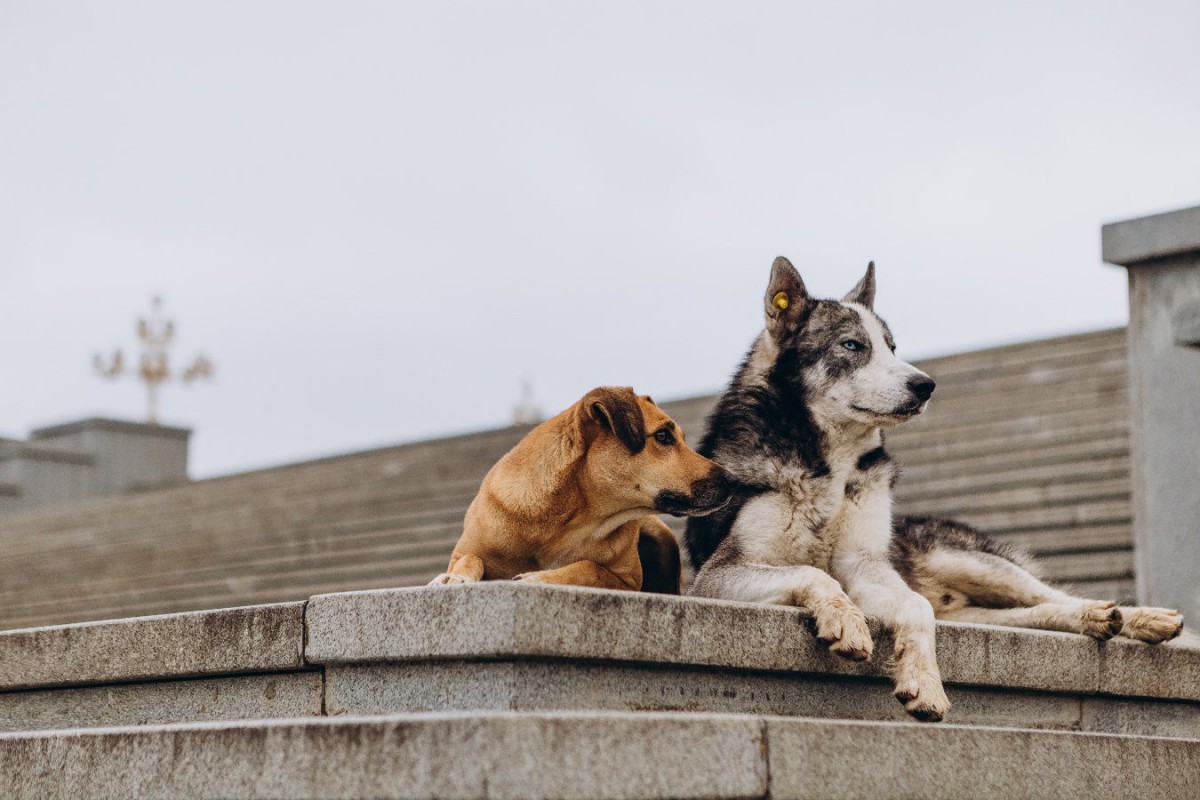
[893,664,950,722]
[512,572,549,584]
[813,600,874,662]
[1119,607,1183,644]
[1079,601,1123,640]
[428,573,476,586]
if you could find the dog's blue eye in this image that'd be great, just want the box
[841,340,865,352]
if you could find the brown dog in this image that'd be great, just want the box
[429,387,732,593]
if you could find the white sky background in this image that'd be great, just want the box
[2,2,1198,478]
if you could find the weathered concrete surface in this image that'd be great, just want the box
[0,712,768,800]
[325,661,1088,733]
[0,602,305,691]
[1102,205,1200,266]
[1082,696,1200,739]
[2,712,1198,800]
[0,672,321,732]
[307,583,1195,699]
[767,716,1200,800]
[1104,205,1200,624]
[1099,635,1200,701]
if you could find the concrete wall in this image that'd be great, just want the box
[1103,205,1200,622]
[0,418,190,514]
[31,418,190,495]
[0,446,96,510]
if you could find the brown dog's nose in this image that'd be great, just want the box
[652,467,736,517]
[690,467,735,511]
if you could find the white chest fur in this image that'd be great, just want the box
[731,465,854,571]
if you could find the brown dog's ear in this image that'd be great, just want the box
[582,387,646,454]
[764,256,812,337]
[841,261,876,310]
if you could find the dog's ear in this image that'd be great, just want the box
[842,261,876,310]
[582,387,646,454]
[764,256,812,336]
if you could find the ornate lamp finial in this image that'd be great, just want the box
[94,296,213,424]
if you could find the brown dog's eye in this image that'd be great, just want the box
[654,429,675,446]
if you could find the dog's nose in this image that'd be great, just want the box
[693,467,734,508]
[711,467,734,498]
[907,375,936,402]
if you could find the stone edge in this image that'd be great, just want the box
[0,602,307,692]
[1102,205,1200,266]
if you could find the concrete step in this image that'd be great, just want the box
[890,418,1130,466]
[0,510,464,596]
[908,328,1126,379]
[5,584,1195,742]
[899,436,1128,480]
[898,477,1129,519]
[892,395,1123,443]
[3,710,1199,800]
[0,554,450,630]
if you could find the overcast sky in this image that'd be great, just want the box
[2,2,1198,478]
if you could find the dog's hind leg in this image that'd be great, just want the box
[690,558,873,661]
[637,516,682,595]
[1116,606,1183,643]
[899,519,1183,642]
[914,548,1126,640]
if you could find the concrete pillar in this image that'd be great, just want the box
[1102,205,1200,621]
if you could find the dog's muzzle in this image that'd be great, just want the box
[653,469,735,517]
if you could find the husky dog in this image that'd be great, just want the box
[686,256,1183,723]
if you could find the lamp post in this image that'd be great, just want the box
[94,296,213,425]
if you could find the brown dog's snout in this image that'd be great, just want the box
[691,467,734,511]
[653,466,735,517]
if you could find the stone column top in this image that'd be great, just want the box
[1102,205,1200,267]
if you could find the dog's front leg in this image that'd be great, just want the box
[832,483,949,721]
[691,558,873,661]
[514,560,639,591]
[428,552,486,586]
[836,548,950,721]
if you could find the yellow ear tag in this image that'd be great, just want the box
[772,291,790,311]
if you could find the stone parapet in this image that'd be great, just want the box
[307,583,1199,702]
[2,584,1197,739]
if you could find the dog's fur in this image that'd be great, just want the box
[686,257,1183,723]
[891,515,1183,645]
[431,386,732,593]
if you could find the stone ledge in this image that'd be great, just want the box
[1102,205,1200,266]
[321,660,1200,739]
[0,602,306,691]
[306,583,1198,700]
[0,672,321,733]
[1,712,1198,800]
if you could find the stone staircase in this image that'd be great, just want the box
[0,329,1135,631]
[2,583,1197,798]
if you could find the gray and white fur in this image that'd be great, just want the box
[686,256,1183,723]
